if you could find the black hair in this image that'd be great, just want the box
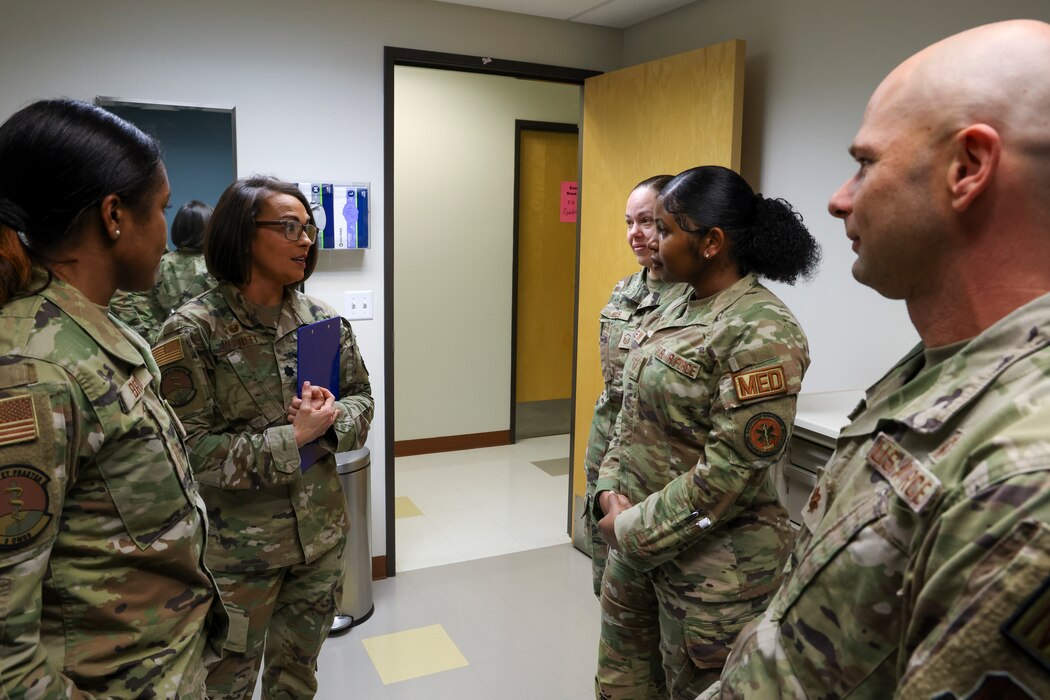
[0,98,164,304]
[659,165,820,284]
[171,200,213,251]
[205,176,318,286]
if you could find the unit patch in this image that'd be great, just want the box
[865,432,942,513]
[744,412,787,457]
[161,366,197,408]
[0,395,38,447]
[1003,573,1050,673]
[0,464,52,548]
[733,364,787,403]
[152,338,184,366]
[654,346,700,379]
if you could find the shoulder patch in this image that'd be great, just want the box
[0,395,38,447]
[160,366,198,409]
[0,464,52,548]
[1003,573,1050,673]
[152,337,184,366]
[744,412,787,457]
[733,364,787,403]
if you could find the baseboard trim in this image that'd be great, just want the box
[372,555,388,581]
[393,430,511,457]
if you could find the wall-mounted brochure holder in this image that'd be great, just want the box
[297,182,370,250]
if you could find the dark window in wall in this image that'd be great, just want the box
[99,101,236,245]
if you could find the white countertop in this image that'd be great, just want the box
[794,390,864,446]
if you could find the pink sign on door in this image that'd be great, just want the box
[560,181,578,223]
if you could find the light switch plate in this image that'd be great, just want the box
[345,291,373,320]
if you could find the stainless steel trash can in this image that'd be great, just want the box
[330,447,374,636]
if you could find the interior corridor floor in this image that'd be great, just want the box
[251,435,601,698]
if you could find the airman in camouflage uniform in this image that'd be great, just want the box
[594,273,808,699]
[584,268,690,596]
[0,268,222,698]
[700,20,1050,700]
[156,248,216,315]
[155,281,373,699]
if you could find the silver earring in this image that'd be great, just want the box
[114,229,121,239]
[704,252,710,258]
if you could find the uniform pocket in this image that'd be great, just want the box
[222,603,250,654]
[664,600,764,698]
[94,398,194,550]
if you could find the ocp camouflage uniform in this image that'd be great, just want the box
[0,268,222,699]
[698,292,1050,700]
[109,288,165,344]
[584,269,690,597]
[156,249,216,315]
[593,273,808,700]
[154,282,373,700]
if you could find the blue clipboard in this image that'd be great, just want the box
[296,317,341,471]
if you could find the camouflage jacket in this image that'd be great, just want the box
[155,249,216,315]
[109,288,165,345]
[0,269,219,699]
[596,274,808,599]
[704,292,1050,700]
[154,282,373,572]
[583,269,690,478]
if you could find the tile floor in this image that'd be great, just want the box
[253,435,600,699]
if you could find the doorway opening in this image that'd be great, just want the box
[384,48,597,575]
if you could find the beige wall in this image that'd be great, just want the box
[0,0,619,556]
[393,67,580,441]
[625,0,1050,393]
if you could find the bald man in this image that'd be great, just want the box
[698,20,1050,700]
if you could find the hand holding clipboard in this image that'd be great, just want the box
[296,317,341,471]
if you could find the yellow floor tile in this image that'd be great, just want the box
[394,495,424,519]
[362,624,469,684]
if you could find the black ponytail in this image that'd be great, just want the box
[659,165,820,284]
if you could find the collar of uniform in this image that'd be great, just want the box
[845,291,1050,437]
[684,272,759,321]
[617,269,650,305]
[218,281,309,339]
[33,267,145,368]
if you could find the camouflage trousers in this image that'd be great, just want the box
[206,540,344,700]
[595,549,772,700]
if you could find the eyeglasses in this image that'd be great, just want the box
[255,219,319,243]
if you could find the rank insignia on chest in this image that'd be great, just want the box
[654,346,700,379]
[865,432,942,513]
[744,412,787,457]
[0,395,38,447]
[732,364,787,402]
[0,464,52,548]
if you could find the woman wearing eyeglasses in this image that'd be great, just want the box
[154,176,374,699]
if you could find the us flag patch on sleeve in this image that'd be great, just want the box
[152,338,184,366]
[0,395,37,447]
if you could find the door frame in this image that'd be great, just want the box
[509,119,579,446]
[384,47,598,576]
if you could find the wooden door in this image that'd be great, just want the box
[570,40,746,540]
[515,126,579,439]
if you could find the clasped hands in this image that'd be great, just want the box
[287,380,338,447]
[597,490,633,550]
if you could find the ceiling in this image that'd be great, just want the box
[428,0,698,29]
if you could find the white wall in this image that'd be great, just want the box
[625,0,1050,393]
[0,0,621,557]
[393,67,580,441]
